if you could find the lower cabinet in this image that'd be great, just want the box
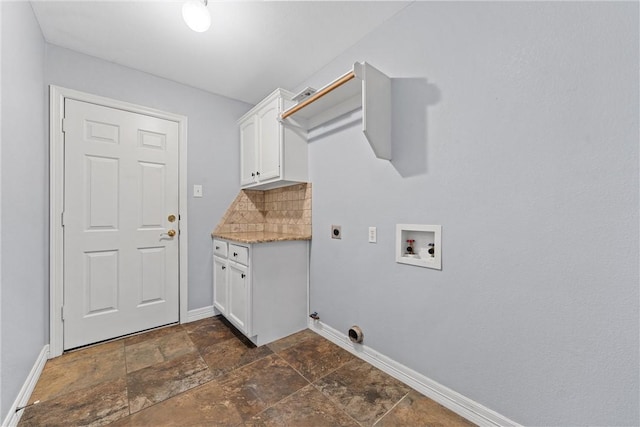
[212,238,308,346]
[212,255,228,315]
[228,261,248,333]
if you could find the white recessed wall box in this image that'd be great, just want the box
[396,224,442,270]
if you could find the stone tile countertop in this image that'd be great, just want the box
[211,231,312,244]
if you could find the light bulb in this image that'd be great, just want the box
[182,0,211,33]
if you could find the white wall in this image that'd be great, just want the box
[1,7,250,415]
[303,2,639,425]
[2,2,636,424]
[0,2,48,416]
[45,45,251,310]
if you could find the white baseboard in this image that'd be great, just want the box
[2,345,49,427]
[186,305,216,323]
[308,320,520,427]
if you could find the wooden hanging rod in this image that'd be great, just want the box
[281,71,356,120]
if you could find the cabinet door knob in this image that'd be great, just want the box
[221,266,226,270]
[215,246,220,250]
[233,252,238,257]
[256,171,260,176]
[241,273,246,278]
[251,172,255,177]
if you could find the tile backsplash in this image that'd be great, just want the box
[214,183,311,236]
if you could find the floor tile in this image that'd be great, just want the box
[30,342,125,403]
[111,381,243,427]
[20,320,476,426]
[374,390,476,427]
[248,384,359,427]
[201,334,273,379]
[278,333,355,382]
[218,353,309,421]
[266,328,318,353]
[125,329,197,373]
[52,340,124,365]
[314,358,411,426]
[183,316,238,353]
[123,323,183,347]
[19,377,128,427]
[127,351,214,413]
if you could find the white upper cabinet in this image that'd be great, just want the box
[256,99,280,182]
[238,89,308,190]
[281,62,391,161]
[239,118,257,186]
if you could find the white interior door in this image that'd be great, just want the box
[63,99,179,350]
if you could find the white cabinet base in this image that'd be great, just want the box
[213,238,309,346]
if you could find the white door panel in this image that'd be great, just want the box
[256,102,280,181]
[240,118,257,186]
[228,263,248,334]
[213,256,228,315]
[63,99,179,349]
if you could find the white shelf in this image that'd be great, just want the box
[396,224,442,270]
[281,62,391,161]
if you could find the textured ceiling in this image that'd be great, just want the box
[31,1,410,104]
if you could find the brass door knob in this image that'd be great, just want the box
[167,229,176,237]
[168,214,176,222]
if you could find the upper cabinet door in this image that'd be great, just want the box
[237,88,307,190]
[239,117,257,186]
[256,98,280,182]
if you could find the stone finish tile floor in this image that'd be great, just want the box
[19,316,475,427]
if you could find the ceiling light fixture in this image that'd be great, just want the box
[182,0,211,33]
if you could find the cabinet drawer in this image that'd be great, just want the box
[213,239,228,257]
[229,244,249,265]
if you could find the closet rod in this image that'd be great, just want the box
[281,71,356,120]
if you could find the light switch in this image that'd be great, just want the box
[193,184,203,198]
[369,226,377,243]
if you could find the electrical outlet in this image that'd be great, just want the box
[193,184,203,198]
[331,225,341,239]
[368,226,377,243]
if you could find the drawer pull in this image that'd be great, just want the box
[221,266,226,270]
[241,273,246,278]
[233,252,238,257]
[215,246,220,250]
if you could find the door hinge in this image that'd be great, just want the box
[61,118,67,133]
[61,211,65,227]
[61,306,65,321]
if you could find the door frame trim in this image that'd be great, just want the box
[49,86,189,357]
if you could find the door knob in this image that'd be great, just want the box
[167,229,176,237]
[168,214,176,222]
